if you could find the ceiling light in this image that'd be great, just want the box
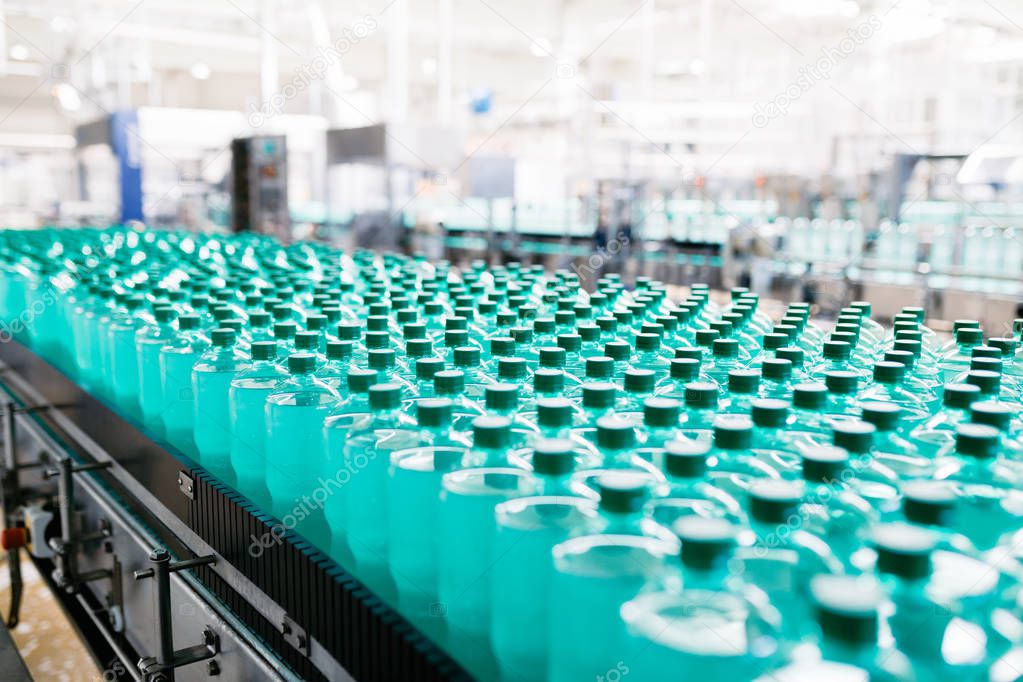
[421,57,437,75]
[190,62,211,80]
[52,83,81,112]
[9,44,29,61]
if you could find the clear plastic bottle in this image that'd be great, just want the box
[801,575,917,680]
[264,353,340,545]
[680,381,719,439]
[548,533,676,682]
[159,313,209,453]
[107,294,146,410]
[739,479,844,648]
[342,383,418,591]
[192,328,251,479]
[490,491,601,681]
[135,305,178,426]
[438,465,540,676]
[228,340,287,509]
[649,439,742,528]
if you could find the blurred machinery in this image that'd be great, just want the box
[230,135,289,241]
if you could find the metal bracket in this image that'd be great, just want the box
[177,471,194,500]
[134,548,218,681]
[281,615,308,655]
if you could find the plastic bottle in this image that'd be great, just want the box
[192,328,251,479]
[621,518,774,682]
[136,305,178,426]
[159,313,209,453]
[264,353,340,545]
[107,294,146,410]
[342,383,418,592]
[228,340,287,509]
[490,492,601,681]
[437,465,539,676]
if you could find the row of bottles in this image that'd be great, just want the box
[0,226,1021,681]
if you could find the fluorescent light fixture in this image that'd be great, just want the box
[190,62,211,80]
[53,83,81,111]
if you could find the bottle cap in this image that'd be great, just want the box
[956,327,983,345]
[251,340,277,361]
[663,439,710,478]
[498,357,527,380]
[533,368,565,394]
[582,382,617,408]
[801,445,849,482]
[473,415,512,449]
[532,438,576,476]
[369,383,402,410]
[684,381,718,408]
[454,346,482,368]
[822,340,851,360]
[635,333,660,352]
[178,314,200,331]
[811,575,880,645]
[337,322,361,341]
[831,419,875,454]
[872,361,903,384]
[405,338,433,358]
[586,356,614,379]
[624,368,656,393]
[539,347,567,368]
[943,382,981,409]
[643,397,680,428]
[762,332,788,350]
[210,328,236,347]
[860,401,901,431]
[902,481,956,526]
[713,416,753,450]
[674,517,735,571]
[954,423,999,458]
[434,369,465,395]
[712,338,739,358]
[295,331,319,351]
[347,368,376,393]
[367,348,395,369]
[674,347,703,361]
[595,471,649,514]
[748,479,802,523]
[596,415,636,450]
[775,347,804,368]
[761,358,792,382]
[537,397,574,428]
[604,340,631,361]
[969,401,1015,431]
[415,357,444,381]
[489,337,516,357]
[824,370,858,394]
[873,524,935,580]
[669,358,699,381]
[965,369,1000,395]
[728,369,760,394]
[485,383,519,411]
[287,353,317,374]
[751,398,788,427]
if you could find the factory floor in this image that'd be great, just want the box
[0,552,102,681]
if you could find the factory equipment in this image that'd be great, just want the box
[230,135,289,240]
